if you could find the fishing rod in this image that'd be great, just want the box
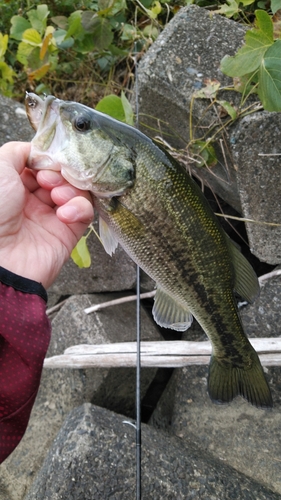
[135,265,141,499]
[134,43,142,500]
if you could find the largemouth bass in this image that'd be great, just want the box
[25,93,272,408]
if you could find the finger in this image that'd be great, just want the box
[32,187,55,207]
[36,170,66,190]
[20,168,39,192]
[56,196,94,225]
[51,184,92,206]
[0,142,31,175]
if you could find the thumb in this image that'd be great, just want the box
[0,142,31,175]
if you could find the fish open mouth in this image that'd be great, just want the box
[26,93,70,172]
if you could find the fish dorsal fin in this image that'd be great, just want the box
[99,216,119,256]
[152,286,193,332]
[227,238,259,303]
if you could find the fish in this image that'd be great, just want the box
[25,92,273,409]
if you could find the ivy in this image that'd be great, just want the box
[221,10,281,111]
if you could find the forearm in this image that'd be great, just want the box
[0,267,51,463]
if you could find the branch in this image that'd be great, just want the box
[44,338,281,369]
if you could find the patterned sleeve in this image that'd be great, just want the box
[0,267,51,463]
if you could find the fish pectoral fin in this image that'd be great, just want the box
[227,238,259,303]
[99,216,119,256]
[208,349,273,409]
[152,286,193,332]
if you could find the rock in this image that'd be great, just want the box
[230,112,281,264]
[0,293,162,500]
[49,219,137,295]
[240,270,281,339]
[149,283,281,495]
[150,363,281,495]
[0,94,33,146]
[136,5,248,212]
[25,403,280,500]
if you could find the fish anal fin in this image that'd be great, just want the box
[99,216,119,256]
[152,286,193,332]
[227,238,259,303]
[208,350,273,409]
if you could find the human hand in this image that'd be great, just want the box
[0,141,94,289]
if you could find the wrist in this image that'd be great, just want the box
[0,266,47,302]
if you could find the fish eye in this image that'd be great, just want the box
[73,116,91,132]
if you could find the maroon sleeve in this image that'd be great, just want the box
[0,267,51,463]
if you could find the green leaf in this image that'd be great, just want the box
[142,24,158,40]
[22,28,42,46]
[214,0,240,18]
[77,35,97,53]
[108,0,127,15]
[217,100,237,120]
[121,91,134,125]
[53,29,74,49]
[27,4,49,35]
[81,11,98,32]
[91,18,113,51]
[0,61,15,83]
[81,14,114,50]
[120,23,139,41]
[0,33,8,59]
[51,16,69,30]
[258,39,281,111]
[10,15,31,41]
[190,140,217,168]
[271,0,281,14]
[16,41,36,66]
[96,94,126,121]
[71,237,91,268]
[66,11,83,39]
[221,10,274,77]
[240,0,256,6]
[95,0,127,16]
[193,79,220,99]
[233,72,259,95]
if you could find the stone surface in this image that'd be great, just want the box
[240,270,281,338]
[150,363,281,495]
[0,94,33,146]
[230,112,281,264]
[0,294,162,500]
[136,5,247,212]
[26,403,280,500]
[149,279,281,495]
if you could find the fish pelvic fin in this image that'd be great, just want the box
[208,350,273,409]
[152,286,193,332]
[226,238,259,303]
[99,216,119,256]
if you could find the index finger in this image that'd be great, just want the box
[0,142,31,175]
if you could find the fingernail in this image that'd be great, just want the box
[59,205,78,221]
[40,170,63,186]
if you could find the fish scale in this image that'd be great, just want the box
[26,92,273,409]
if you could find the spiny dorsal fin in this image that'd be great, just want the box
[152,286,193,332]
[99,216,119,256]
[226,238,259,303]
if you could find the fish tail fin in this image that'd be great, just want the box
[208,351,273,409]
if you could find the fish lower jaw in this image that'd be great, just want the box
[61,166,95,191]
[28,154,62,171]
